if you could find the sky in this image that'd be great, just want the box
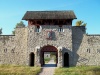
[0,0,100,35]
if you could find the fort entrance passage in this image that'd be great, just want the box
[40,45,58,67]
[29,45,70,67]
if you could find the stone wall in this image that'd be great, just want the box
[0,35,15,64]
[0,27,28,65]
[1,25,72,66]
[87,35,100,65]
[27,25,72,49]
[0,25,100,67]
[72,26,100,66]
[14,27,28,65]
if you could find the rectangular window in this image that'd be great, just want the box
[4,48,7,53]
[36,25,40,32]
[87,48,90,53]
[36,28,39,32]
[58,27,63,32]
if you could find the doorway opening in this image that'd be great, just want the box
[40,45,58,67]
[29,52,35,66]
[64,52,69,67]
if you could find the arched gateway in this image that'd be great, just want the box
[30,46,70,67]
[40,45,58,66]
[64,52,69,67]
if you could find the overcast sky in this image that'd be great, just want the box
[0,0,100,35]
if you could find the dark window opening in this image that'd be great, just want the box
[36,25,40,32]
[11,49,14,53]
[87,49,90,53]
[97,49,100,53]
[58,26,63,32]
[59,27,62,32]
[4,48,7,53]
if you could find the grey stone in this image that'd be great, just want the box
[0,25,100,67]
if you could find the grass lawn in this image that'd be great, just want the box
[0,64,41,75]
[54,66,100,75]
[44,57,51,63]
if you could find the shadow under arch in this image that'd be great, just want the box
[62,47,80,67]
[29,52,35,66]
[64,52,69,67]
[40,45,58,67]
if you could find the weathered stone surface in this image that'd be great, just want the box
[72,26,100,66]
[0,26,100,67]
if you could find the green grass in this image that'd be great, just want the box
[50,55,56,63]
[0,64,41,75]
[54,66,100,75]
[44,57,51,63]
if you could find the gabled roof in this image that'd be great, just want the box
[22,10,77,20]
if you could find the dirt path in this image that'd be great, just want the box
[38,59,56,75]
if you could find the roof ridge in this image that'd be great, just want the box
[27,10,74,12]
[22,11,77,20]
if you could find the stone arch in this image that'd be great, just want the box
[41,45,58,52]
[64,52,69,67]
[29,52,35,66]
[40,45,58,66]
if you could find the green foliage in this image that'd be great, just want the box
[12,30,15,35]
[76,20,87,26]
[0,28,2,35]
[44,57,51,63]
[12,21,25,34]
[0,65,41,75]
[50,52,56,56]
[50,52,56,62]
[16,21,25,28]
[53,55,56,62]
[54,66,100,75]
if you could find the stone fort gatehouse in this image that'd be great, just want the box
[0,11,100,67]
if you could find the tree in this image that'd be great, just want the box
[76,20,87,26]
[16,21,25,28]
[12,30,15,35]
[0,28,2,35]
[12,21,25,34]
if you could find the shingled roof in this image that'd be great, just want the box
[22,10,77,20]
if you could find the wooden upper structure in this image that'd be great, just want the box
[22,11,77,26]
